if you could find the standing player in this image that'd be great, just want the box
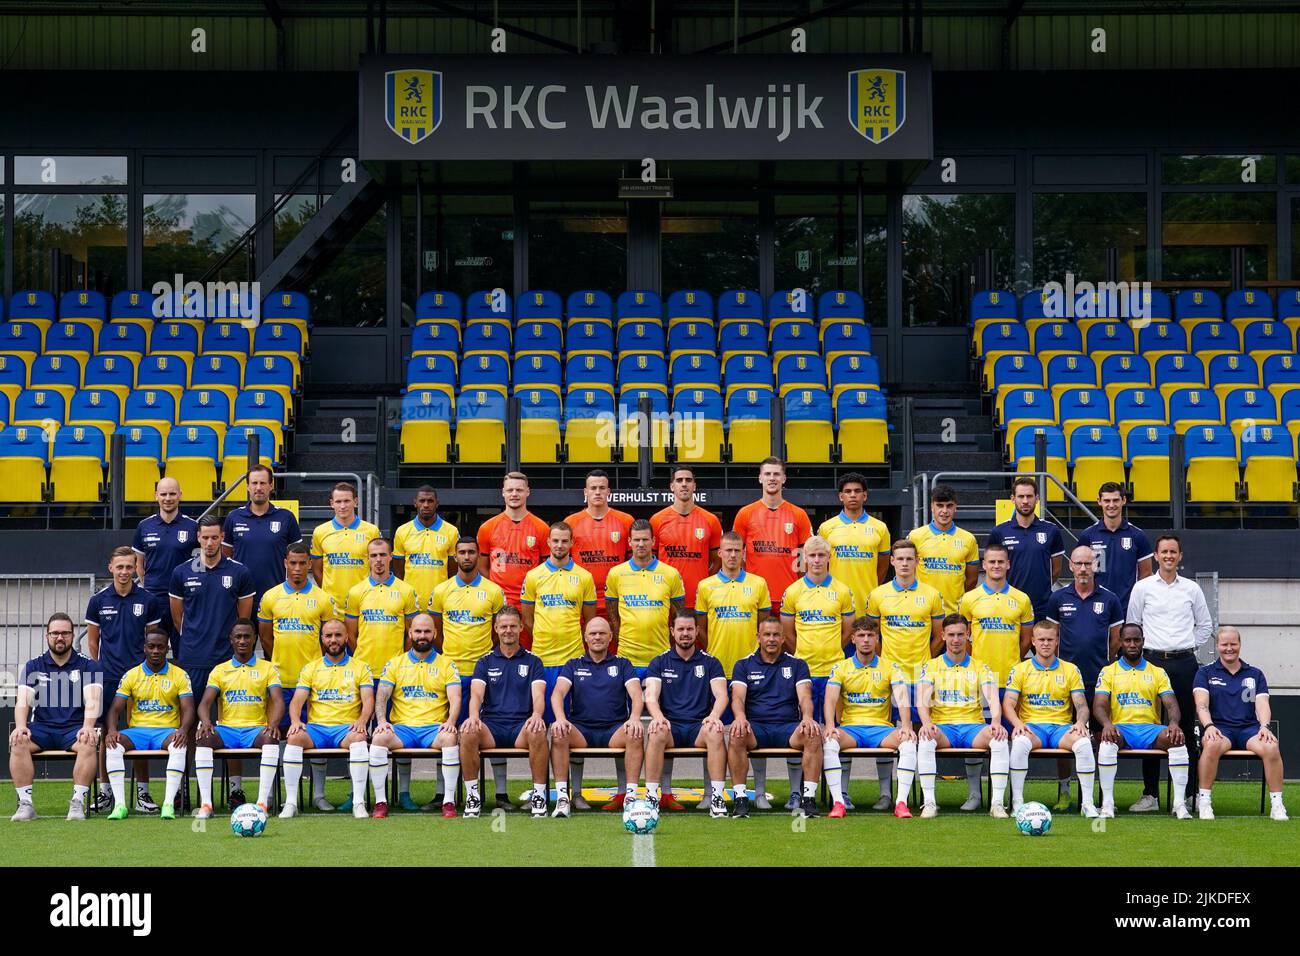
[1093,623,1192,819]
[548,616,645,817]
[104,627,193,821]
[913,615,1010,818]
[821,618,916,819]
[1075,482,1153,613]
[9,613,102,821]
[86,546,163,814]
[310,482,380,615]
[563,469,633,621]
[344,538,418,678]
[604,520,686,676]
[392,485,459,613]
[193,620,283,818]
[368,613,462,819]
[279,618,375,819]
[477,472,550,624]
[1193,626,1288,821]
[521,521,597,720]
[986,477,1065,622]
[458,606,550,818]
[733,457,813,613]
[650,466,722,611]
[817,472,891,616]
[909,484,980,614]
[222,464,301,610]
[642,613,729,816]
[132,476,197,638]
[1002,621,1097,817]
[694,531,770,681]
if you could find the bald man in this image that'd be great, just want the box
[132,476,198,643]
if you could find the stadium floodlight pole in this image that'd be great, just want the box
[109,431,125,531]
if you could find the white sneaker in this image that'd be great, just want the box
[312,796,335,813]
[551,796,571,818]
[1100,804,1115,819]
[989,804,1008,819]
[10,802,36,822]
[66,798,86,821]
[920,803,939,819]
[1128,794,1159,813]
[709,793,728,818]
[872,793,893,811]
[193,804,213,820]
[134,787,159,814]
[1270,804,1289,822]
[1199,802,1215,820]
[278,803,298,818]
[352,803,370,819]
[1081,804,1099,819]
[463,792,482,818]
[960,794,982,811]
[1172,803,1192,820]
[530,790,548,817]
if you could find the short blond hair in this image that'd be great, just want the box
[802,534,831,556]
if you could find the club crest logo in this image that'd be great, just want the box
[847,69,906,143]
[1093,601,1105,614]
[1121,537,1132,550]
[132,603,144,617]
[607,665,619,677]
[694,665,705,678]
[222,575,233,588]
[781,666,793,679]
[526,536,536,548]
[694,527,706,540]
[517,664,529,677]
[784,522,794,534]
[1036,532,1048,544]
[270,521,282,533]
[177,531,189,543]
[610,531,620,543]
[385,69,441,144]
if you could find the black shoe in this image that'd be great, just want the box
[92,789,114,814]
[797,796,821,818]
[732,796,751,818]
[494,798,516,813]
[229,788,248,809]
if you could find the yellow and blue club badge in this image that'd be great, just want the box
[847,69,906,143]
[385,69,442,144]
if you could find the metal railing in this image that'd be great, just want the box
[0,575,98,681]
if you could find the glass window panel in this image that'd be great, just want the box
[1162,154,1275,185]
[13,193,127,292]
[1161,192,1276,282]
[528,201,626,297]
[774,194,885,323]
[274,193,328,256]
[1287,155,1300,184]
[1032,193,1147,287]
[661,200,759,294]
[403,194,513,316]
[272,192,387,327]
[905,193,1015,327]
[143,193,255,283]
[1293,197,1300,279]
[15,155,127,186]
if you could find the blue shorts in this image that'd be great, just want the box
[809,677,829,722]
[543,665,566,724]
[671,720,704,748]
[935,723,987,748]
[28,725,82,750]
[1223,724,1261,749]
[393,724,444,749]
[573,722,621,748]
[1115,723,1164,750]
[891,682,918,723]
[1025,723,1071,748]
[984,686,1014,731]
[279,686,298,729]
[215,725,263,749]
[751,720,800,749]
[121,725,179,750]
[840,725,893,748]
[634,666,648,682]
[483,718,526,748]
[305,723,354,749]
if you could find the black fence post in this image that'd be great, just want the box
[506,395,521,475]
[769,394,785,460]
[1169,430,1186,530]
[246,431,260,474]
[109,432,125,531]
[637,394,653,490]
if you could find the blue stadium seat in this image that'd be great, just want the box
[673,389,724,463]
[1084,322,1135,361]
[1020,289,1051,322]
[9,291,56,332]
[1281,289,1300,339]
[1099,354,1151,400]
[0,354,28,404]
[1110,387,1166,440]
[518,389,563,463]
[47,321,97,365]
[563,389,616,463]
[617,353,668,394]
[1175,289,1223,332]
[1032,322,1084,362]
[165,424,220,497]
[1046,354,1098,399]
[262,291,312,331]
[30,355,81,402]
[399,389,452,465]
[414,290,463,328]
[513,354,563,397]
[1283,390,1300,427]
[110,290,158,333]
[1208,353,1259,402]
[11,388,65,426]
[178,389,232,442]
[616,322,666,356]
[718,320,768,358]
[190,354,243,402]
[150,322,200,360]
[566,321,614,358]
[123,390,177,437]
[822,321,872,362]
[836,389,889,464]
[121,425,163,501]
[784,389,834,463]
[666,290,714,328]
[1134,289,1173,324]
[221,425,278,488]
[1000,387,1056,460]
[462,321,512,358]
[0,424,49,503]
[243,355,297,403]
[67,389,122,437]
[59,290,107,328]
[769,290,816,330]
[234,388,290,431]
[410,322,460,361]
[1239,424,1297,502]
[1168,387,1222,433]
[1154,353,1206,400]
[722,353,774,400]
[1056,387,1110,441]
[717,289,764,326]
[515,321,564,359]
[202,322,252,362]
[1137,321,1187,361]
[971,289,1017,341]
[98,321,149,360]
[460,354,510,397]
[50,426,106,503]
[776,354,828,397]
[565,354,615,395]
[466,289,514,322]
[1069,425,1125,501]
[616,290,662,327]
[977,322,1029,364]
[667,321,717,359]
[817,290,866,327]
[989,353,1045,393]
[566,290,613,327]
[255,320,308,363]
[1125,424,1173,502]
[770,321,819,363]
[1240,321,1293,364]
[1184,424,1238,502]
[516,290,564,329]
[2,321,43,361]
[1225,288,1273,332]
[1262,354,1300,403]
[137,355,190,401]
[726,387,774,463]
[1189,321,1240,361]
[670,353,722,396]
[828,353,881,402]
[1223,389,1277,428]
[1012,424,1068,500]
[406,354,457,402]
[455,390,507,463]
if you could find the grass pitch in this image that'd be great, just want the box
[5,779,1295,867]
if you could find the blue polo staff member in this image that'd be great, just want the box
[1075,481,1153,612]
[9,613,102,822]
[86,545,164,814]
[222,463,301,610]
[132,475,197,636]
[986,476,1064,622]
[1193,626,1288,822]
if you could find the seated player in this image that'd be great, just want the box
[822,617,916,819]
[1193,626,1288,822]
[194,619,284,818]
[459,605,550,818]
[1093,622,1192,820]
[368,613,462,819]
[914,615,1010,818]
[728,617,822,819]
[643,612,729,817]
[104,627,194,821]
[1002,621,1097,817]
[280,619,376,819]
[9,613,102,821]
[549,616,645,817]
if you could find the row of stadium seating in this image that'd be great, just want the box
[3,319,307,366]
[0,386,290,437]
[972,287,1300,331]
[986,351,1300,398]
[0,289,312,330]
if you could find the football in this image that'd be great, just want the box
[622,797,659,835]
[1014,802,1053,837]
[230,803,268,838]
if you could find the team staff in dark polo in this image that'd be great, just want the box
[986,477,1064,622]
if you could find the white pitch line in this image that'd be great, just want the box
[632,833,657,867]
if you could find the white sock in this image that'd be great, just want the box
[896,740,917,803]
[283,745,305,806]
[786,758,801,801]
[1270,791,1284,810]
[195,746,215,807]
[466,779,481,801]
[626,779,637,796]
[368,744,390,803]
[440,745,460,799]
[876,758,894,801]
[1098,741,1119,807]
[164,744,187,807]
[348,742,369,807]
[492,759,508,799]
[990,738,1010,807]
[310,758,326,800]
[556,781,569,800]
[257,744,278,807]
[918,738,937,804]
[802,780,817,799]
[1010,735,1032,806]
[15,784,32,804]
[1073,738,1096,808]
[965,759,983,799]
[1168,745,1189,806]
[648,782,662,800]
[823,737,843,803]
[732,782,749,799]
[1199,787,1213,808]
[710,780,724,801]
[72,784,89,802]
[532,781,547,807]
[397,758,412,795]
[107,745,127,806]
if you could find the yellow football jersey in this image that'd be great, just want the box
[917,653,996,724]
[908,522,980,613]
[1005,657,1084,725]
[829,654,902,727]
[817,511,892,616]
[379,650,461,726]
[392,515,459,610]
[206,657,281,728]
[521,558,597,666]
[958,582,1035,685]
[694,570,770,680]
[865,578,946,682]
[296,654,374,725]
[1095,658,1174,725]
[345,573,419,677]
[429,572,505,676]
[258,580,337,688]
[780,574,856,678]
[603,558,685,667]
[116,661,193,729]
[310,516,381,611]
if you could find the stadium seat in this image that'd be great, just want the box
[817,290,866,330]
[1012,425,1068,501]
[563,389,616,463]
[1184,424,1238,502]
[466,289,514,323]
[722,353,774,400]
[617,389,670,463]
[1056,387,1110,440]
[774,353,829,399]
[262,291,312,339]
[83,354,135,403]
[254,319,308,364]
[828,353,881,402]
[1126,424,1173,502]
[1085,322,1136,363]
[1110,387,1167,440]
[768,290,816,332]
[513,354,563,397]
[1136,321,1187,362]
[414,290,463,330]
[518,390,562,463]
[121,425,163,501]
[165,424,220,498]
[1134,289,1173,324]
[47,321,97,365]
[455,390,507,463]
[1188,321,1240,362]
[0,424,49,502]
[836,389,889,464]
[98,321,149,361]
[410,322,460,361]
[0,354,27,404]
[1225,288,1273,334]
[515,321,564,360]
[1280,289,1300,339]
[150,321,200,360]
[12,388,66,428]
[406,354,457,402]
[822,321,872,364]
[566,321,614,358]
[565,354,615,395]
[516,290,564,331]
[670,354,722,396]
[1239,424,1298,503]
[616,321,667,356]
[667,321,717,360]
[718,320,768,358]
[1019,288,1051,327]
[202,322,252,364]
[59,290,107,332]
[233,389,290,431]
[1045,354,1098,400]
[1207,353,1259,402]
[462,321,512,360]
[1240,321,1293,365]
[109,290,158,336]
[770,321,819,363]
[9,291,56,334]
[977,322,1029,363]
[717,289,763,327]
[1154,353,1206,401]
[1168,387,1222,433]
[460,354,510,397]
[68,389,123,437]
[989,355,1044,406]
[137,355,190,402]
[190,354,243,403]
[725,385,775,463]
[566,290,613,327]
[673,389,724,463]
[2,321,44,362]
[1175,289,1223,334]
[1099,354,1152,400]
[243,356,297,404]
[784,389,834,463]
[1262,354,1300,403]
[616,290,662,328]
[50,426,106,503]
[1032,322,1084,364]
[1069,425,1125,500]
[1223,389,1278,429]
[123,389,178,438]
[666,290,714,329]
[970,289,1017,342]
[399,389,452,465]
[178,389,232,443]
[1000,387,1056,459]
[30,355,81,402]
[618,353,668,394]
[221,425,277,490]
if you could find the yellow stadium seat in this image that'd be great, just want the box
[1128,458,1170,502]
[165,459,218,499]
[563,417,614,464]
[455,420,506,464]
[0,458,46,502]
[400,419,451,464]
[1186,459,1238,503]
[617,415,669,463]
[1015,455,1068,501]
[1072,457,1125,502]
[838,417,889,464]
[221,454,272,491]
[50,457,103,503]
[520,418,561,464]
[125,457,161,502]
[1242,457,1298,502]
[674,418,723,463]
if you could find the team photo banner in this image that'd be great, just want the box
[359,54,932,160]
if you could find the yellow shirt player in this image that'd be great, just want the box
[865,544,945,684]
[206,658,282,730]
[296,653,375,728]
[1095,657,1175,737]
[694,568,770,680]
[604,555,685,669]
[346,572,419,677]
[909,521,980,614]
[259,576,336,723]
[393,510,459,610]
[521,557,597,667]
[780,571,855,679]
[430,571,505,681]
[311,512,381,612]
[378,649,461,730]
[818,508,892,616]
[107,644,194,820]
[958,581,1034,686]
[918,651,998,728]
